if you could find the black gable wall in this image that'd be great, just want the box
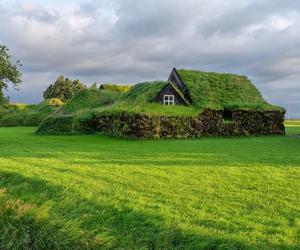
[154,84,186,105]
[168,68,186,91]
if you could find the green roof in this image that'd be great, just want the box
[176,69,280,110]
[53,69,284,118]
[123,81,189,105]
[60,89,122,114]
[122,81,168,104]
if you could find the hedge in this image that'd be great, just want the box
[0,112,25,127]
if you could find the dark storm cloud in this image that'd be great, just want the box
[1,0,299,117]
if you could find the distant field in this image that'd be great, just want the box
[285,120,300,126]
[0,126,299,249]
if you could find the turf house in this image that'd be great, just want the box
[36,68,285,138]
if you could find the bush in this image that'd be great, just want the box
[0,107,9,117]
[23,112,48,127]
[36,114,76,135]
[46,98,64,107]
[0,112,25,127]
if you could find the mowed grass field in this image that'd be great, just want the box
[0,125,300,249]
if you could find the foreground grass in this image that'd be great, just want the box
[0,127,300,249]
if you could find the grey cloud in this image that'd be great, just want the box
[199,0,300,36]
[1,0,300,117]
[20,7,59,23]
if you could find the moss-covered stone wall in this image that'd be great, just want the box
[37,108,285,138]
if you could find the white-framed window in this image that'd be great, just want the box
[163,95,175,105]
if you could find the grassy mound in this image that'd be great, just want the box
[37,114,76,135]
[177,69,279,110]
[36,89,124,133]
[60,89,123,114]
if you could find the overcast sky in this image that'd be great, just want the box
[1,0,299,117]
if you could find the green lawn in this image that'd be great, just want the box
[0,127,300,249]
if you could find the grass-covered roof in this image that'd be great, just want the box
[176,69,281,110]
[53,69,283,118]
[60,89,122,114]
[122,81,168,105]
[122,81,189,105]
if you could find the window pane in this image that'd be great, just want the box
[163,95,175,105]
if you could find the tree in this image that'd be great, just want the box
[43,75,85,101]
[90,82,98,89]
[0,45,22,106]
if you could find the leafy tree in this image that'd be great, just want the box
[90,82,98,89]
[0,45,22,106]
[43,75,85,101]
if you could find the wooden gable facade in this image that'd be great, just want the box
[154,83,188,106]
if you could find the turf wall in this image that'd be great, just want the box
[37,109,285,138]
[76,112,194,138]
[200,109,285,137]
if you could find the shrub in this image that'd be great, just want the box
[46,98,64,107]
[0,107,8,117]
[36,114,76,135]
[0,112,25,127]
[23,112,48,127]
